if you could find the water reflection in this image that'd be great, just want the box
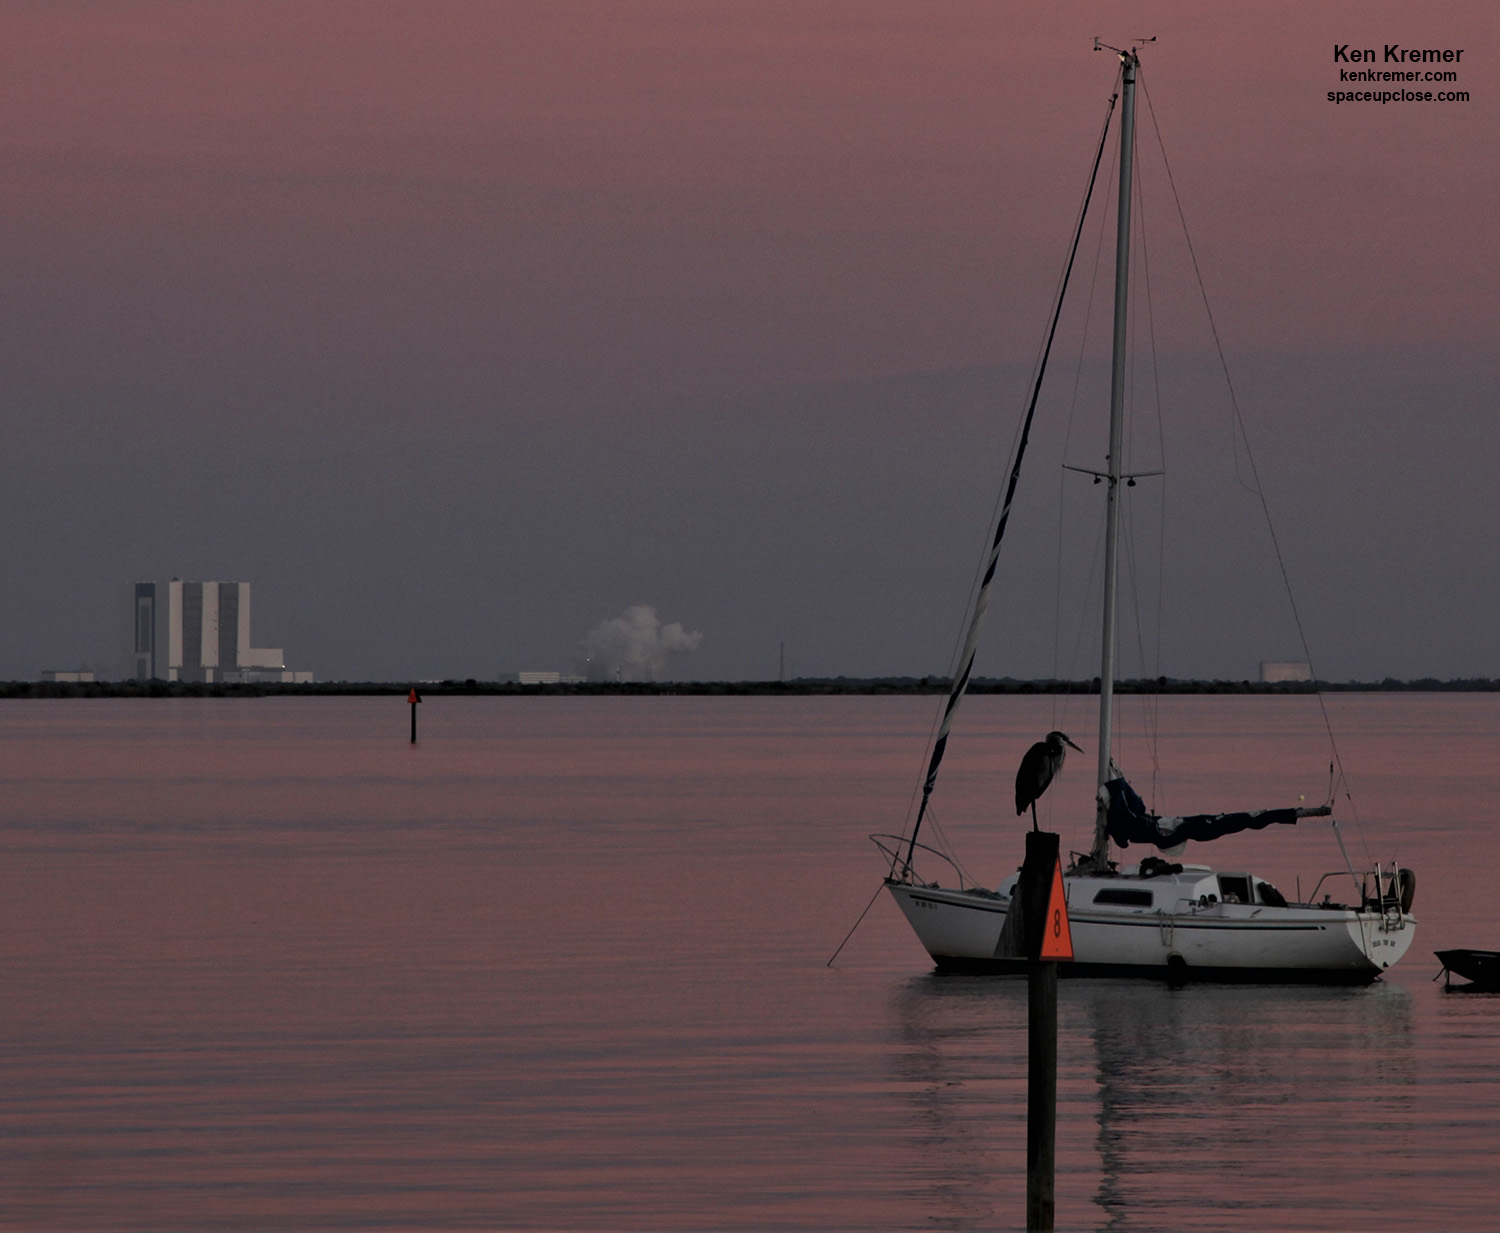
[888,974,1029,1229]
[1,695,1489,1228]
[890,974,1415,1232]
[1080,980,1415,1231]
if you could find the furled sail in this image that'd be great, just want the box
[1104,777,1329,849]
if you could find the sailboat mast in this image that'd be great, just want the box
[1091,49,1137,867]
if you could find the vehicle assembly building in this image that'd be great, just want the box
[125,581,312,683]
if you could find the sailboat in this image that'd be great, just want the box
[878,46,1416,983]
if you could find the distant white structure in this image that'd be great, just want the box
[1260,661,1313,684]
[500,672,587,685]
[42,671,95,683]
[124,581,313,683]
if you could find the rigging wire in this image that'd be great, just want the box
[1064,510,1109,704]
[922,804,978,888]
[1142,154,1172,811]
[894,75,1122,877]
[1124,134,1168,807]
[1051,93,1122,740]
[901,79,1124,846]
[1138,73,1373,872]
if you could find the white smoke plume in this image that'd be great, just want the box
[580,605,704,682]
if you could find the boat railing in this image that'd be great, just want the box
[1302,865,1415,920]
[871,833,973,889]
[1302,870,1357,907]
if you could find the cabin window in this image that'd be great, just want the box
[1257,881,1288,908]
[1217,875,1253,905]
[1094,888,1154,907]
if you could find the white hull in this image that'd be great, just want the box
[886,865,1415,983]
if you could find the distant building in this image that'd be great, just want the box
[498,671,587,685]
[124,581,313,683]
[41,671,94,683]
[1260,661,1313,684]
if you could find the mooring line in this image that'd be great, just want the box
[826,881,887,968]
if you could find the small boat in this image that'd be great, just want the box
[1435,949,1500,991]
[876,45,1416,984]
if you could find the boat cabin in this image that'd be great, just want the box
[998,864,1293,915]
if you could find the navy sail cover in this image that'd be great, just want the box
[1104,778,1301,849]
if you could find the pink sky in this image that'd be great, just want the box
[4,0,1490,390]
[0,1,1494,680]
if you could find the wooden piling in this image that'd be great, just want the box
[1019,830,1062,1233]
[1027,956,1057,1231]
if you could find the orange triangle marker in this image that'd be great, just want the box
[1039,858,1074,961]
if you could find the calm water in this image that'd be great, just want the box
[1,694,1497,1230]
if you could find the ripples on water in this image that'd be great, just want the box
[1,695,1497,1229]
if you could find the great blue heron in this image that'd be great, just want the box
[1015,731,1083,830]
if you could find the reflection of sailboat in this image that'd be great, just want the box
[884,975,1415,1228]
[1080,980,1414,1224]
[878,47,1415,982]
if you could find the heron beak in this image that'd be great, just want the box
[1063,735,1084,752]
